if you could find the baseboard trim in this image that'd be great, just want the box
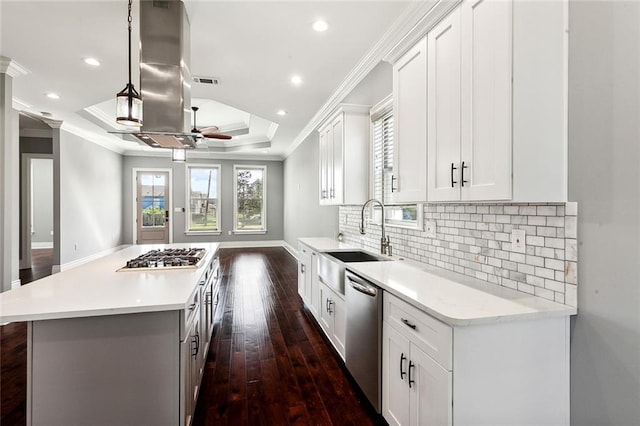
[32,242,54,249]
[59,244,129,272]
[11,279,21,289]
[219,240,285,249]
[282,241,298,259]
[52,265,61,274]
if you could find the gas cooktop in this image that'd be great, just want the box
[119,248,207,271]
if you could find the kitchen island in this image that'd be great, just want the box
[0,243,220,426]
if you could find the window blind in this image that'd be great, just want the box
[373,112,394,203]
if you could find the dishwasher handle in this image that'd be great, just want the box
[346,273,378,297]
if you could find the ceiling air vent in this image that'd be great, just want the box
[193,76,220,85]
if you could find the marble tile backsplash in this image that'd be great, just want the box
[339,203,578,307]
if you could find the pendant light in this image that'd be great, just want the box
[116,0,143,126]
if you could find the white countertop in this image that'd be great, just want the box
[0,243,220,323]
[298,237,355,252]
[298,237,575,326]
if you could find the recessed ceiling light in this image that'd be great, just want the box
[83,57,101,67]
[313,20,328,32]
[291,75,302,86]
[45,93,60,100]
[277,110,287,116]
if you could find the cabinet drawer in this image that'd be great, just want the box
[383,292,452,370]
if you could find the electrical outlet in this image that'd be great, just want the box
[511,229,526,253]
[425,221,437,238]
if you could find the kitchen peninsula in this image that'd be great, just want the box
[0,243,220,426]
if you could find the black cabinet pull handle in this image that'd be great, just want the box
[461,161,469,187]
[408,360,415,388]
[400,353,407,380]
[401,318,417,330]
[451,163,458,187]
[391,175,397,193]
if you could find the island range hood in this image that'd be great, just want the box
[132,0,197,149]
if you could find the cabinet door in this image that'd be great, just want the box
[427,7,462,202]
[409,345,452,426]
[319,284,332,335]
[330,116,344,204]
[460,0,512,201]
[319,128,330,204]
[297,249,311,303]
[309,252,321,320]
[392,37,428,202]
[331,294,346,359]
[383,322,411,426]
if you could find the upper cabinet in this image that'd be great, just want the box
[392,38,428,203]
[389,0,568,203]
[318,104,370,205]
[428,0,512,202]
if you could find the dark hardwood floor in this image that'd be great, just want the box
[1,249,53,425]
[1,248,379,425]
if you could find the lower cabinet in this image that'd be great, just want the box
[298,243,322,321]
[383,300,452,426]
[319,281,346,359]
[383,291,571,426]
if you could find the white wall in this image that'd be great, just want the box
[122,156,284,244]
[283,131,339,247]
[31,158,53,247]
[568,1,640,424]
[283,61,393,248]
[59,130,123,265]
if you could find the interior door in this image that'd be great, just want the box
[136,171,170,244]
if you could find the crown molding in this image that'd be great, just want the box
[0,56,30,78]
[384,0,461,64]
[60,122,125,155]
[283,0,439,158]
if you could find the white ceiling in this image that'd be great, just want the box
[1,0,413,159]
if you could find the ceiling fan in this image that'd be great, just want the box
[191,106,232,140]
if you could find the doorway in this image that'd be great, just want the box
[20,154,54,274]
[135,170,171,244]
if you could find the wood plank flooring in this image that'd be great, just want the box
[193,248,380,425]
[1,247,380,425]
[1,249,53,425]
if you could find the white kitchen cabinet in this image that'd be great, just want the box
[297,245,311,304]
[427,0,512,202]
[319,281,346,359]
[317,104,370,205]
[392,37,428,202]
[297,243,321,320]
[383,294,453,426]
[382,291,570,426]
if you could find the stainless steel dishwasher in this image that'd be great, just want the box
[345,270,382,413]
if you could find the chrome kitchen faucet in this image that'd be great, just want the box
[360,199,392,256]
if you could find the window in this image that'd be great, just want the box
[371,97,423,230]
[186,165,220,234]
[234,165,267,233]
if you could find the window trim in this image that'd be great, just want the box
[369,95,422,231]
[233,164,267,234]
[185,163,222,235]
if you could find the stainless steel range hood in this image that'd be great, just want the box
[133,0,196,149]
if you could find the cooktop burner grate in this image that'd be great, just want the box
[119,248,206,271]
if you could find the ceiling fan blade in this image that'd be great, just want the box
[203,133,232,140]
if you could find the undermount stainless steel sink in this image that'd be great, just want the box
[318,251,391,295]
[324,251,392,263]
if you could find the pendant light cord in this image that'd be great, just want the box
[127,0,133,89]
